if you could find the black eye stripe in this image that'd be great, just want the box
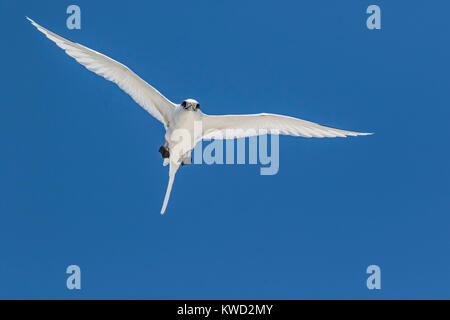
[181,101,200,109]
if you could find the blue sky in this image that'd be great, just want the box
[1,0,449,299]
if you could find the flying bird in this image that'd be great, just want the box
[27,17,372,214]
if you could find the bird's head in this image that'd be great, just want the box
[181,99,200,112]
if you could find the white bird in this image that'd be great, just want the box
[27,17,372,214]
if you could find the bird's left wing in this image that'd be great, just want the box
[27,17,175,127]
[202,113,372,139]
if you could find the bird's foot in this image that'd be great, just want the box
[158,146,170,159]
[181,157,192,166]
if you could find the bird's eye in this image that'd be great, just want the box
[181,101,187,108]
[196,104,200,110]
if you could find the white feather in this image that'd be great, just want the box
[27,17,373,215]
[202,113,372,139]
[26,17,175,128]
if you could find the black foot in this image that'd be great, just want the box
[181,157,192,166]
[158,146,170,159]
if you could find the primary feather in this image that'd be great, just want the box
[26,17,175,127]
[202,113,372,139]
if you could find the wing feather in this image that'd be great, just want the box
[202,113,372,140]
[27,17,175,127]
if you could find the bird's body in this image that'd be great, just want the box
[166,104,202,161]
[161,104,203,213]
[27,17,372,214]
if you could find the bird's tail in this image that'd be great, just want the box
[161,161,180,214]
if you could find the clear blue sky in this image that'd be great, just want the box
[1,1,449,299]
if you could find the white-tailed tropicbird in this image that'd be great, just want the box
[27,17,372,214]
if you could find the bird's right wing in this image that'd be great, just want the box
[27,17,175,127]
[202,113,372,139]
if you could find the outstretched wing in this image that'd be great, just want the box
[27,17,175,127]
[202,113,372,139]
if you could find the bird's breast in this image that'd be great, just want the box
[166,109,203,155]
